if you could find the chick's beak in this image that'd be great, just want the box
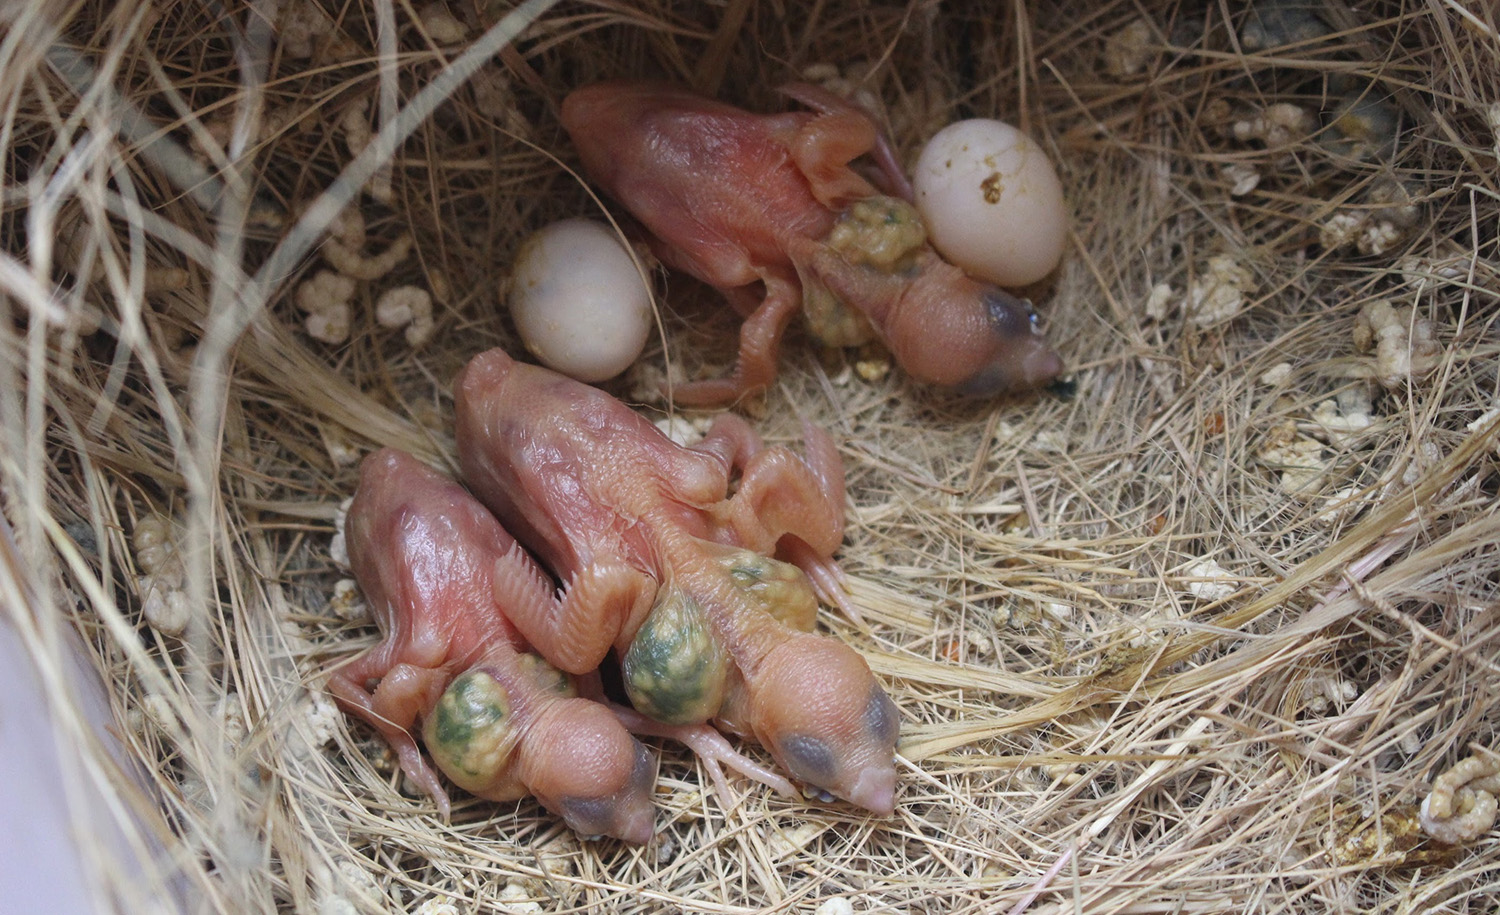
[613,741,660,844]
[616,800,656,845]
[1022,343,1066,389]
[843,762,897,816]
[955,333,1065,397]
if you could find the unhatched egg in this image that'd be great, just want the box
[507,218,652,381]
[912,119,1067,287]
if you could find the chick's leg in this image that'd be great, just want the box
[788,110,880,207]
[778,82,914,203]
[689,412,763,474]
[327,661,453,815]
[573,672,796,806]
[722,421,861,621]
[723,422,845,556]
[696,415,843,536]
[667,271,802,407]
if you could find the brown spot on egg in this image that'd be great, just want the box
[981,172,1003,204]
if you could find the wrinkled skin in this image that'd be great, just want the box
[454,350,899,814]
[327,448,657,842]
[560,80,1064,405]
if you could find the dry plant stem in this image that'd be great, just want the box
[1005,840,1080,915]
[1323,521,1415,612]
[59,0,559,464]
[8,18,202,795]
[19,3,561,899]
[1014,461,1048,540]
[901,412,1500,762]
[694,0,755,96]
[1348,574,1500,678]
[372,0,399,202]
[1012,714,1222,915]
[252,0,565,301]
[183,11,272,769]
[92,196,441,462]
[53,0,565,469]
[43,41,229,215]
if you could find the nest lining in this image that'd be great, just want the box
[2,0,1498,913]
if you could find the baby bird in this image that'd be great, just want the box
[328,448,657,842]
[561,80,1063,405]
[454,349,899,814]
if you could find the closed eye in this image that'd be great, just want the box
[780,734,837,786]
[982,287,1038,337]
[864,688,899,747]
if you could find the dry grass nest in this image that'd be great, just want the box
[3,0,1499,912]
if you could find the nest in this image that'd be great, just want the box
[3,0,1498,912]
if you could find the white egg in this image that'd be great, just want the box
[507,218,653,382]
[912,119,1067,287]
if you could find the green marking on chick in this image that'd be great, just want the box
[724,550,818,631]
[425,670,513,781]
[826,196,927,271]
[623,588,728,725]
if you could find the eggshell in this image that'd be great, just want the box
[508,218,653,382]
[912,119,1067,287]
